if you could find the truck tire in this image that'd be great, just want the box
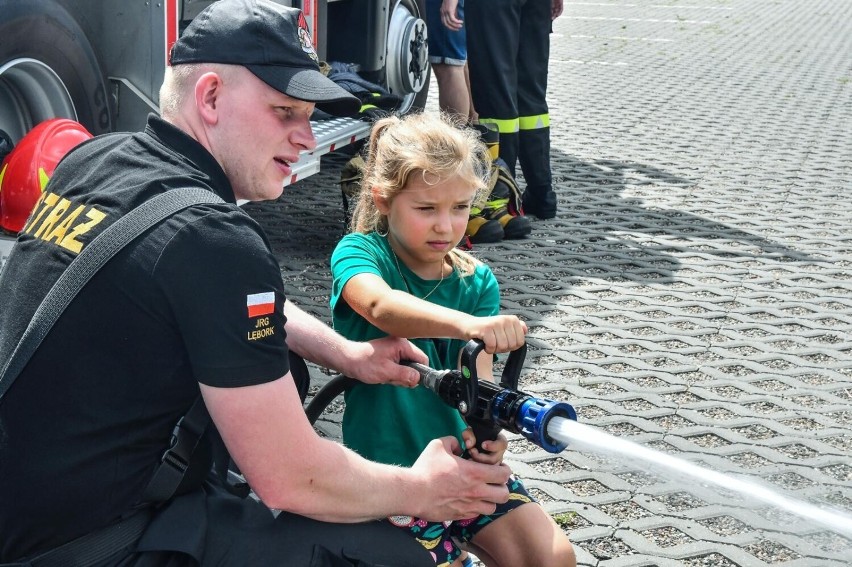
[410,0,431,111]
[0,0,112,145]
[388,0,430,113]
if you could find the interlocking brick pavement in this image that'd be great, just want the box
[243,0,851,564]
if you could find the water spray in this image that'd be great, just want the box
[405,340,577,453]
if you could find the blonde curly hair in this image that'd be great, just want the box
[350,112,491,275]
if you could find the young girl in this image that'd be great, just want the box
[330,113,575,567]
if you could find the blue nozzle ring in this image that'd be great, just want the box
[517,398,577,453]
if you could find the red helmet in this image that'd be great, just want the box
[0,119,93,234]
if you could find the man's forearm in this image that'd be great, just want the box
[283,299,352,372]
[264,436,425,523]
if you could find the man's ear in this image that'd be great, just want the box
[372,186,390,214]
[195,72,223,125]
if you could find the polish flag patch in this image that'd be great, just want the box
[246,292,275,318]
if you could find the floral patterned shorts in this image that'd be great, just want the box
[386,475,534,567]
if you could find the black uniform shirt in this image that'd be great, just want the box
[0,115,290,561]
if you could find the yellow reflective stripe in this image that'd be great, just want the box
[519,114,550,131]
[479,118,519,134]
[359,104,378,112]
[0,163,6,194]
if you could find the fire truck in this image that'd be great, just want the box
[0,0,430,269]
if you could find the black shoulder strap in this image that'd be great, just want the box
[0,187,224,400]
[143,394,213,503]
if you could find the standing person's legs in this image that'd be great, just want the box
[516,0,556,219]
[464,62,478,124]
[432,64,472,120]
[466,0,522,177]
[427,0,473,120]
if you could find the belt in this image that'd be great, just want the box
[15,509,153,567]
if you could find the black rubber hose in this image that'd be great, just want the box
[305,375,358,425]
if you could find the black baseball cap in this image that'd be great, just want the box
[170,0,360,117]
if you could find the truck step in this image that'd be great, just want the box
[285,116,370,187]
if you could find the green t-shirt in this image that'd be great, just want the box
[330,232,500,466]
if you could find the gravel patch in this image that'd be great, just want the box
[561,479,610,497]
[616,470,663,487]
[680,553,740,567]
[743,539,802,563]
[775,443,819,460]
[639,525,694,548]
[575,535,638,560]
[696,515,750,536]
[726,452,773,469]
[654,491,707,513]
[819,463,852,482]
[529,457,577,476]
[599,500,654,522]
[688,433,731,448]
[731,424,778,440]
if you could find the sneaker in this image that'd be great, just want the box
[466,210,504,243]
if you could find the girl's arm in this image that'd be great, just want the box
[341,272,526,354]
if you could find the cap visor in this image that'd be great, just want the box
[248,65,361,117]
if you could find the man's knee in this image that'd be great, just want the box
[432,63,465,84]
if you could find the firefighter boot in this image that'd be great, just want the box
[480,160,531,239]
[464,123,505,243]
[466,208,504,244]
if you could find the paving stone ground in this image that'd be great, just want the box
[244,0,852,564]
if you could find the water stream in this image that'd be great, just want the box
[546,416,852,538]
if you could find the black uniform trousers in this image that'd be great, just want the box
[102,477,434,567]
[466,0,556,218]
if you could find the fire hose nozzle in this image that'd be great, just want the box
[515,398,577,454]
[406,341,579,454]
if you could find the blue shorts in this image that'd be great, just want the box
[386,474,535,566]
[426,0,467,66]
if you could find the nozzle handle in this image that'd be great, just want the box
[500,342,526,390]
[402,361,475,416]
[469,422,502,455]
[459,339,527,453]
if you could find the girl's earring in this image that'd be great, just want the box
[377,223,389,237]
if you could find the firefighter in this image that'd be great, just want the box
[0,1,512,565]
[465,0,564,220]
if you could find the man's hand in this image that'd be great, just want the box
[441,0,463,31]
[407,437,511,521]
[464,314,527,354]
[346,336,428,387]
[552,0,564,20]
